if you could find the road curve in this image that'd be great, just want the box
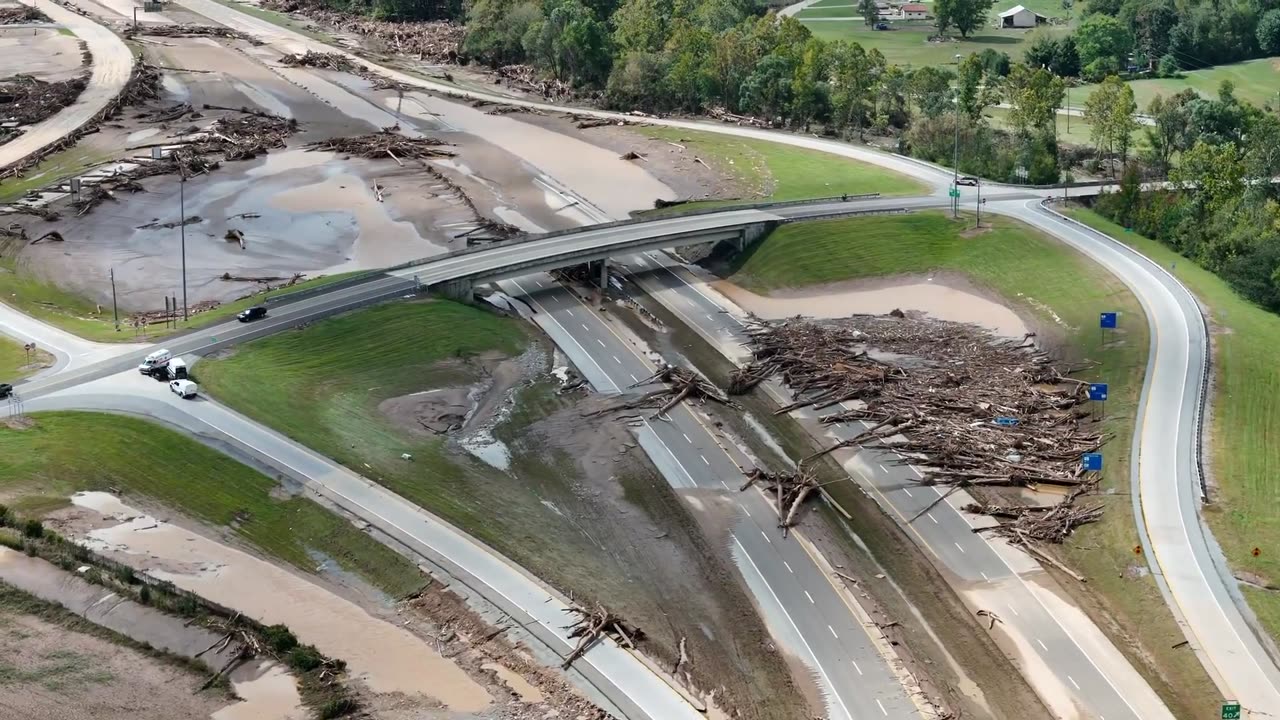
[1,0,133,173]
[1005,200,1280,716]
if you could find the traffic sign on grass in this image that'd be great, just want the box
[1100,312,1117,329]
[1082,453,1102,472]
[1088,383,1108,402]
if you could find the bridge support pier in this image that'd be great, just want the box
[734,221,777,252]
[433,277,473,302]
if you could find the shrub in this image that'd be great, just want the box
[318,696,359,719]
[21,519,43,539]
[263,624,299,653]
[287,645,324,672]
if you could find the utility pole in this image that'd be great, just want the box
[110,267,119,331]
[179,169,188,321]
[975,180,982,228]
[1065,86,1070,133]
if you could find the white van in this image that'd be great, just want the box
[166,357,188,380]
[139,348,172,374]
[169,379,198,398]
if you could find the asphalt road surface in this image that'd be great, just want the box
[2,0,132,171]
[498,272,925,720]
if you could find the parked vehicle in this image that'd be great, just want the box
[0,383,12,398]
[238,306,267,322]
[169,379,198,399]
[874,22,890,29]
[167,357,189,380]
[138,349,172,374]
[956,176,979,186]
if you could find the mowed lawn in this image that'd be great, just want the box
[0,412,422,597]
[729,211,1218,715]
[637,126,925,205]
[1074,58,1280,112]
[1068,208,1280,642]
[796,21,1066,66]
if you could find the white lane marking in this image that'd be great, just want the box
[761,531,771,544]
[1068,675,1080,690]
[902,488,913,497]
[732,538,856,720]
[980,571,990,582]
[954,542,966,554]
[581,323,589,331]
[739,504,751,517]
[877,464,887,472]
[783,561,794,574]
[1007,603,1020,616]
[629,373,638,383]
[1036,638,1048,651]
[532,280,543,288]
[828,625,839,639]
[928,513,938,524]
[613,355,621,364]
[932,487,944,497]
[876,699,888,716]
[700,454,710,465]
[804,590,815,604]
[508,279,619,393]
[596,339,605,347]
[565,308,574,316]
[682,433,692,443]
[852,660,863,675]
[720,480,730,490]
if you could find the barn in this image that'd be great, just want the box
[998,4,1047,27]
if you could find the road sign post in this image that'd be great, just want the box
[1222,701,1241,719]
[1099,311,1117,346]
[1088,382,1108,419]
[1081,452,1102,472]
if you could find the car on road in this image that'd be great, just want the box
[0,383,11,399]
[956,176,979,186]
[874,21,890,29]
[169,379,198,399]
[238,306,268,322]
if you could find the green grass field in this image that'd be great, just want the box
[800,5,859,18]
[1074,58,1280,113]
[0,412,422,597]
[636,126,925,209]
[0,336,51,382]
[1067,207,1280,646]
[728,211,1218,717]
[796,21,1067,66]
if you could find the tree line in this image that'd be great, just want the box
[1093,82,1280,310]
[1028,0,1280,82]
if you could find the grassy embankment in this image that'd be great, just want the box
[1067,207,1280,639]
[723,211,1219,718]
[635,126,925,214]
[0,412,423,597]
[196,299,806,718]
[0,336,52,381]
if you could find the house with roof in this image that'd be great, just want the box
[998,4,1047,27]
[899,2,928,19]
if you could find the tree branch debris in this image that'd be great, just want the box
[561,603,643,670]
[589,363,737,420]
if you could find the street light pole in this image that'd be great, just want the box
[110,267,119,331]
[179,170,188,321]
[975,180,982,228]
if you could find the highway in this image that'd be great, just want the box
[2,0,133,173]
[620,249,1171,720]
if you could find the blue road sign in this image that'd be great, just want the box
[1088,383,1109,401]
[994,416,1019,426]
[1100,312,1117,329]
[1082,453,1103,471]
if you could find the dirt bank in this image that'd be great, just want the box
[713,273,1032,338]
[0,582,232,720]
[60,492,494,713]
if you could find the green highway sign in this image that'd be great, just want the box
[948,188,960,198]
[1222,701,1242,719]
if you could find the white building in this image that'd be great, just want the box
[998,4,1047,27]
[899,3,928,19]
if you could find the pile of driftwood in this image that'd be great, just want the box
[495,65,575,101]
[0,73,89,126]
[0,5,48,23]
[741,466,822,536]
[561,604,643,669]
[590,364,737,420]
[304,131,453,162]
[706,106,771,129]
[279,50,359,74]
[128,24,258,44]
[261,0,461,63]
[735,313,1109,552]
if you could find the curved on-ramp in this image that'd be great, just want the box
[1006,200,1280,715]
[2,0,133,173]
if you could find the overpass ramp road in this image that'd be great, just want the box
[1,0,133,173]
